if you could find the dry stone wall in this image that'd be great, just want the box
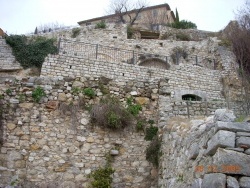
[41,54,223,101]
[0,76,160,188]
[159,109,250,188]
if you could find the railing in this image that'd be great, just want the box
[58,38,217,70]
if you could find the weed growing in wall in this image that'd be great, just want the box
[90,96,132,130]
[144,125,158,141]
[5,88,12,96]
[32,86,46,103]
[95,21,106,29]
[5,35,57,68]
[71,28,81,38]
[126,97,142,116]
[146,136,161,168]
[83,88,95,98]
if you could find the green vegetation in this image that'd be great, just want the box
[5,88,12,96]
[146,136,161,168]
[32,86,46,103]
[126,97,142,116]
[144,125,158,141]
[90,96,131,130]
[176,33,190,41]
[95,20,106,29]
[168,20,197,29]
[235,115,246,122]
[168,8,197,29]
[127,26,135,39]
[83,88,95,98]
[5,35,57,68]
[71,27,81,38]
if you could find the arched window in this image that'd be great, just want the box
[182,94,202,101]
[139,58,170,70]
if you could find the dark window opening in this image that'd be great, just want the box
[69,65,72,69]
[113,36,117,39]
[159,42,163,47]
[182,94,202,101]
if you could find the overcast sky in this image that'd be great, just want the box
[0,0,246,34]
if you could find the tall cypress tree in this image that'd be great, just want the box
[175,8,179,23]
[34,27,38,34]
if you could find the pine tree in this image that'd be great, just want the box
[175,8,179,23]
[34,27,38,34]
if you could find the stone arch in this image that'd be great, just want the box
[139,58,170,70]
[175,90,207,101]
[182,94,202,101]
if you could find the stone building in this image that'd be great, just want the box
[77,3,175,29]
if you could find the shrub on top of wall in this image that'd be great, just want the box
[71,28,81,38]
[5,35,57,68]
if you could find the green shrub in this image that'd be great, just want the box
[95,21,106,29]
[146,136,161,168]
[176,33,190,41]
[136,118,146,131]
[90,96,132,130]
[83,88,95,98]
[72,87,81,95]
[235,115,245,122]
[71,28,81,38]
[218,38,231,47]
[144,126,158,141]
[5,88,12,96]
[88,166,115,188]
[32,86,46,103]
[5,35,57,68]
[126,97,142,116]
[168,20,197,29]
[127,26,135,39]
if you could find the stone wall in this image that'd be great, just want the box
[0,76,160,187]
[159,109,250,188]
[0,37,22,72]
[41,54,223,101]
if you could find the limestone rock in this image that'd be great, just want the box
[135,97,150,105]
[58,93,67,101]
[189,143,199,159]
[206,130,235,155]
[72,81,84,88]
[239,177,250,188]
[19,102,34,109]
[212,148,250,176]
[227,176,239,188]
[214,109,236,122]
[130,91,138,96]
[87,137,94,143]
[191,178,202,188]
[201,173,226,188]
[110,149,119,156]
[236,136,250,149]
[80,118,89,125]
[7,123,16,130]
[216,121,250,132]
[46,101,58,110]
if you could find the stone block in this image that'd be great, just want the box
[227,176,239,188]
[201,173,226,188]
[189,143,199,159]
[216,121,250,132]
[212,148,250,176]
[206,130,235,155]
[239,177,250,188]
[214,109,236,122]
[236,137,250,149]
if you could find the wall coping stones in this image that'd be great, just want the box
[206,130,235,155]
[216,121,250,133]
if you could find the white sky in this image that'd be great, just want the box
[0,0,246,34]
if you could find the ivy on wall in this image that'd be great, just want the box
[5,35,57,68]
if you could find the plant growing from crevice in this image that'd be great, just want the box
[83,88,95,98]
[72,87,81,95]
[144,125,158,141]
[5,88,12,96]
[95,21,106,29]
[32,86,46,103]
[71,28,81,38]
[126,97,142,116]
[88,152,115,188]
[90,96,132,130]
[146,136,161,168]
[127,26,135,39]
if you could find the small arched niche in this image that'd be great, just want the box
[182,94,202,101]
[139,58,170,70]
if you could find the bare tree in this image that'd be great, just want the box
[36,22,66,33]
[225,0,250,114]
[107,0,148,25]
